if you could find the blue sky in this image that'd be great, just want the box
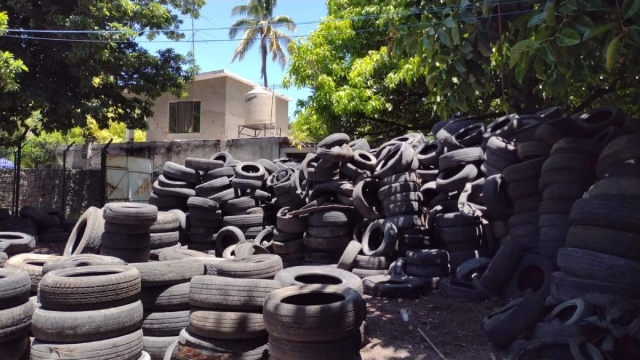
[140,0,328,118]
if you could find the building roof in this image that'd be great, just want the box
[195,70,292,102]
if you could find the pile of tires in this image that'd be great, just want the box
[273,207,306,267]
[99,203,159,263]
[264,285,365,360]
[31,265,149,360]
[166,276,281,359]
[19,206,69,243]
[0,268,34,360]
[130,259,204,360]
[4,253,60,294]
[63,206,104,256]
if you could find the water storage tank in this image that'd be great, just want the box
[244,87,276,125]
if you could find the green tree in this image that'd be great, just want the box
[229,0,297,87]
[0,12,27,93]
[0,0,204,144]
[285,0,640,142]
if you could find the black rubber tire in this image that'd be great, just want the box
[557,247,640,288]
[263,285,365,342]
[130,260,204,286]
[38,264,141,311]
[149,231,179,250]
[374,142,415,180]
[354,255,391,270]
[353,178,383,220]
[541,154,597,174]
[482,292,545,348]
[484,116,518,144]
[274,265,363,294]
[362,275,427,298]
[100,245,150,263]
[272,239,304,255]
[377,181,420,201]
[220,197,255,215]
[0,268,30,310]
[303,251,338,265]
[31,328,143,360]
[405,249,448,266]
[215,226,247,256]
[221,214,264,229]
[158,174,191,189]
[456,257,491,281]
[162,161,200,183]
[64,207,104,256]
[381,191,423,207]
[5,253,60,292]
[306,225,349,238]
[0,232,35,256]
[507,179,540,200]
[415,140,444,167]
[335,241,361,270]
[569,197,640,233]
[492,220,510,239]
[349,138,370,151]
[480,238,524,294]
[185,157,224,172]
[436,164,478,193]
[538,200,574,215]
[268,333,360,360]
[152,182,195,198]
[308,209,349,227]
[102,232,151,249]
[483,175,512,220]
[405,264,448,277]
[202,167,236,182]
[438,147,484,170]
[453,123,485,147]
[485,150,518,170]
[189,275,280,311]
[503,157,546,183]
[176,328,267,359]
[149,192,187,210]
[384,214,425,230]
[188,309,265,340]
[142,310,189,337]
[574,107,625,137]
[542,182,590,201]
[209,188,242,204]
[361,220,398,257]
[486,136,519,160]
[140,282,190,311]
[303,234,351,252]
[19,206,58,228]
[231,178,263,190]
[143,335,178,360]
[149,212,180,233]
[318,133,350,148]
[32,300,143,343]
[215,254,282,279]
[383,201,420,216]
[517,141,551,161]
[538,214,570,228]
[510,224,539,238]
[550,271,640,302]
[506,254,555,298]
[103,203,158,226]
[511,195,543,214]
[352,150,376,171]
[195,177,231,197]
[42,254,126,275]
[187,197,220,211]
[587,177,640,199]
[157,247,214,261]
[596,134,640,177]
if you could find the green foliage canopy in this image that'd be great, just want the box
[285,0,640,142]
[0,0,204,143]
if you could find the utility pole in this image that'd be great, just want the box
[191,17,195,54]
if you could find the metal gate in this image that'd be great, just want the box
[106,154,152,203]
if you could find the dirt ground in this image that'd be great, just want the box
[36,243,505,360]
[362,294,506,360]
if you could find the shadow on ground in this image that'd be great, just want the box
[361,293,508,360]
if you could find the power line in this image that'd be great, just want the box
[0,10,536,44]
[4,0,533,35]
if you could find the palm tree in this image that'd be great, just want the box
[228,0,296,88]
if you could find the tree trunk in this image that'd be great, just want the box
[261,39,268,88]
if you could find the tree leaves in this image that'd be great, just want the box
[483,0,492,17]
[584,23,615,40]
[622,0,640,18]
[606,35,621,71]
[438,29,453,47]
[555,28,581,46]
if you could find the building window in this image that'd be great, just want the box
[169,101,200,133]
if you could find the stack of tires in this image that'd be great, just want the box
[304,208,353,266]
[169,276,281,359]
[355,219,397,278]
[269,167,304,210]
[100,203,158,263]
[403,249,449,288]
[19,206,68,243]
[552,134,640,302]
[186,197,221,253]
[0,268,34,360]
[273,207,306,267]
[432,211,486,274]
[264,285,365,360]
[148,212,181,260]
[63,206,104,256]
[482,135,520,176]
[537,138,598,260]
[213,254,283,280]
[0,217,38,241]
[32,265,148,360]
[5,253,60,295]
[131,259,204,360]
[151,161,199,211]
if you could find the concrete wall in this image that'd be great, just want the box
[146,74,289,141]
[146,77,227,141]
